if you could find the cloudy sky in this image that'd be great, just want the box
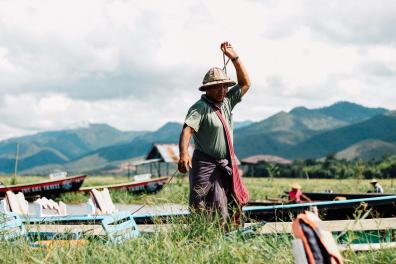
[0,0,395,140]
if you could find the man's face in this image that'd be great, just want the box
[205,83,229,103]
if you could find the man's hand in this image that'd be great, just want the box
[221,41,238,60]
[220,41,251,96]
[178,153,192,173]
[178,125,194,173]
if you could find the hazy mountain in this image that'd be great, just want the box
[315,101,387,123]
[0,150,67,174]
[70,101,390,173]
[287,112,396,159]
[0,124,146,173]
[52,122,184,174]
[234,120,254,129]
[334,139,396,161]
[234,101,388,158]
[238,101,387,135]
[2,101,393,174]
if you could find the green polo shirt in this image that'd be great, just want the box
[184,84,242,159]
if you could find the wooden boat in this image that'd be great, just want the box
[0,175,86,199]
[303,191,393,201]
[244,195,396,223]
[24,195,396,226]
[132,195,396,224]
[78,176,169,194]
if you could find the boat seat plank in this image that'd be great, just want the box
[251,218,396,234]
[338,242,396,251]
[5,191,29,215]
[101,211,139,243]
[90,188,117,215]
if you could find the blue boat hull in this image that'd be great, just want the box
[244,195,396,222]
[303,191,392,201]
[23,195,396,225]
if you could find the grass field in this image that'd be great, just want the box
[2,175,396,204]
[54,176,396,204]
[1,175,396,263]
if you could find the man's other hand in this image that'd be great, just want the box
[178,153,192,173]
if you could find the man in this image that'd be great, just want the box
[369,179,384,193]
[178,41,250,223]
[288,182,311,203]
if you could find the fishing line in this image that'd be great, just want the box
[223,52,230,75]
[130,204,146,216]
[130,169,181,216]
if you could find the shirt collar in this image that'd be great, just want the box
[201,94,222,109]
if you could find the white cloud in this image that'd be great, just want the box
[0,0,395,140]
[0,92,192,139]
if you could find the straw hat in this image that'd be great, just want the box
[370,179,378,184]
[199,67,236,91]
[290,182,302,190]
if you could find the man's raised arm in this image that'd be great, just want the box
[221,41,251,96]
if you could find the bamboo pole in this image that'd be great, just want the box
[13,143,19,184]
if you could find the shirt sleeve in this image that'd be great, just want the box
[226,84,242,110]
[184,103,204,132]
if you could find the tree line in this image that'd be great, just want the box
[245,155,396,179]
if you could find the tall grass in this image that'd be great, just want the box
[2,214,396,263]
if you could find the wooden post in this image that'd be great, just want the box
[13,143,19,184]
[127,162,131,180]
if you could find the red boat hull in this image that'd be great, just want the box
[79,176,169,194]
[0,175,86,198]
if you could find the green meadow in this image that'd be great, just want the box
[2,175,396,204]
[49,176,396,205]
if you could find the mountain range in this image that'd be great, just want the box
[0,101,394,175]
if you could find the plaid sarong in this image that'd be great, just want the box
[189,150,235,220]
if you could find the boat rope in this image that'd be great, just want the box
[130,169,181,216]
[222,52,230,75]
[167,168,180,185]
[130,204,146,216]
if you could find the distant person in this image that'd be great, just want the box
[178,41,250,224]
[0,181,5,188]
[288,183,311,203]
[369,179,384,193]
